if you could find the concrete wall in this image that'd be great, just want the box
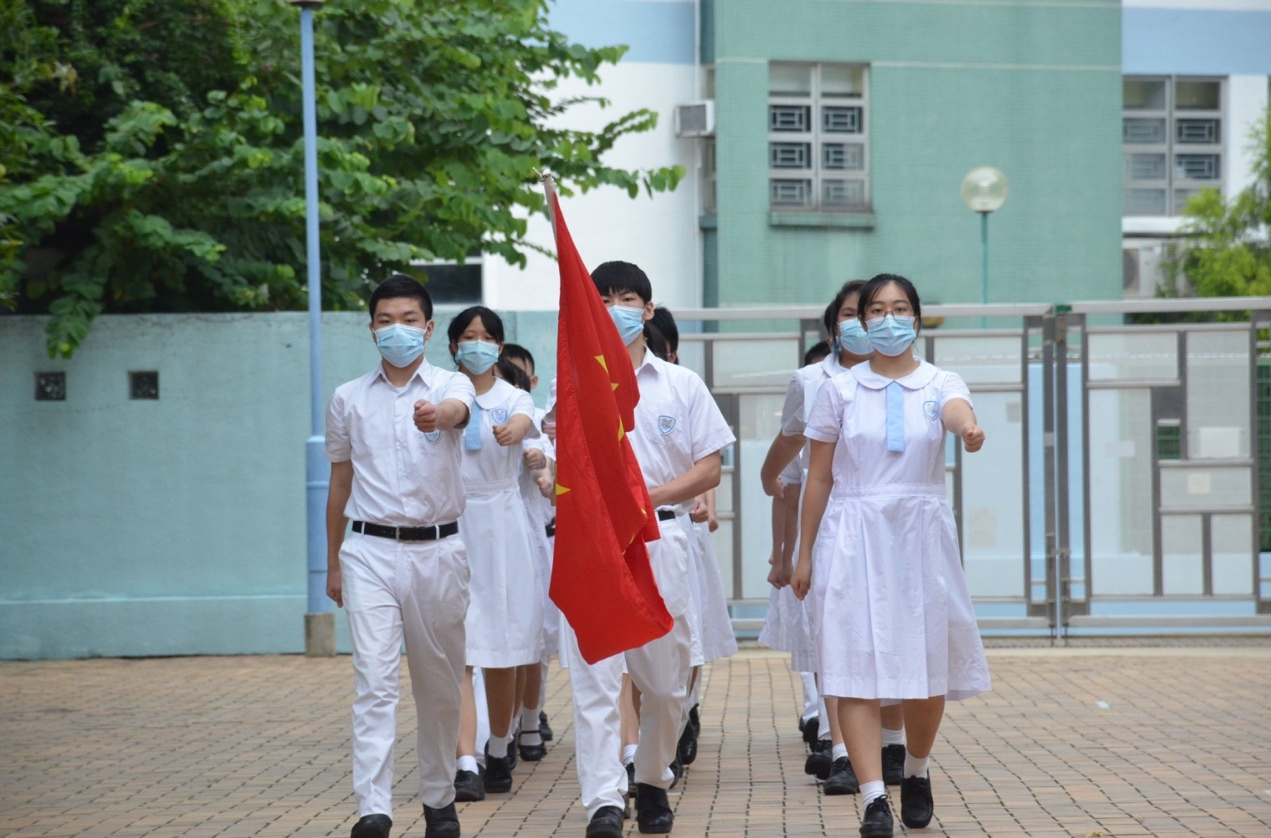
[0,311,557,660]
[707,0,1125,308]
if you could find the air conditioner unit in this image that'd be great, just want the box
[1122,245,1165,299]
[674,101,715,138]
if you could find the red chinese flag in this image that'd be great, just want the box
[548,191,672,664]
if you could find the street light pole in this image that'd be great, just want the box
[961,166,1008,329]
[289,0,333,657]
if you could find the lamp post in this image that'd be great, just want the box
[960,166,1008,328]
[289,0,333,656]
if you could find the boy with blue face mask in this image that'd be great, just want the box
[564,261,736,838]
[325,274,476,838]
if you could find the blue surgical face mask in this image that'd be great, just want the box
[865,314,917,357]
[455,339,500,375]
[608,305,646,346]
[837,318,872,356]
[375,323,427,368]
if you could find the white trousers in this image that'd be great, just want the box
[341,531,470,818]
[564,517,693,819]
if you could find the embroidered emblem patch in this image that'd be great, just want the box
[658,415,677,435]
[490,408,509,424]
[923,400,939,420]
[423,430,442,444]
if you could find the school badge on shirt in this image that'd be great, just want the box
[658,415,677,435]
[923,400,939,420]
[422,430,442,444]
[490,408,509,425]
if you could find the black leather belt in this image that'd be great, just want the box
[545,521,556,538]
[353,520,459,542]
[657,509,677,521]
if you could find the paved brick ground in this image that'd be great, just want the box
[2,642,1269,837]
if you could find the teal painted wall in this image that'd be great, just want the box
[0,311,558,659]
[709,0,1123,308]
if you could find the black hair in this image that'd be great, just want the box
[803,341,832,366]
[446,305,506,346]
[823,279,868,338]
[644,321,671,362]
[370,273,433,321]
[495,357,532,392]
[591,260,652,305]
[857,273,922,333]
[502,343,535,375]
[649,306,679,354]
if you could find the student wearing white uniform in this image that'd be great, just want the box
[565,261,735,838]
[446,306,543,800]
[761,282,909,794]
[325,275,475,838]
[794,273,991,838]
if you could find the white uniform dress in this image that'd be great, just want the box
[520,406,560,661]
[804,360,991,701]
[325,360,475,819]
[683,510,738,665]
[565,352,736,819]
[758,354,848,670]
[757,451,818,670]
[461,378,544,669]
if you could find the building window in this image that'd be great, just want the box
[769,62,869,212]
[412,260,482,305]
[1123,76,1223,217]
[702,138,717,215]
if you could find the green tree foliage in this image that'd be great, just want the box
[0,0,684,357]
[1171,109,1271,302]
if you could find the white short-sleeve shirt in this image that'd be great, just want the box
[461,378,540,486]
[630,353,736,513]
[780,354,847,438]
[805,359,971,489]
[326,360,476,525]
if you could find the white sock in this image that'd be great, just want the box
[882,726,906,747]
[817,696,830,731]
[800,672,820,720]
[860,780,887,805]
[488,732,512,756]
[831,743,848,761]
[520,705,542,740]
[457,754,479,774]
[623,744,638,766]
[904,753,929,778]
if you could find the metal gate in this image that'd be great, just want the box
[674,297,1271,637]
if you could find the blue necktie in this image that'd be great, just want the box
[465,402,483,451]
[886,381,905,453]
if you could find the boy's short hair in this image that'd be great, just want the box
[803,341,832,367]
[591,261,652,305]
[502,343,535,375]
[370,273,433,321]
[649,306,679,354]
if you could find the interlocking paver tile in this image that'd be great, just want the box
[2,642,1270,836]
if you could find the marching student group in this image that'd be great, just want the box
[324,263,991,838]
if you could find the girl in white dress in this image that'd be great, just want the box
[793,274,990,838]
[447,307,543,798]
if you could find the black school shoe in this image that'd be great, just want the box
[633,783,674,834]
[804,738,833,779]
[518,731,547,762]
[802,714,820,746]
[900,775,934,829]
[453,769,484,802]
[584,805,625,838]
[677,719,698,766]
[483,746,513,794]
[351,813,392,838]
[858,796,894,838]
[539,710,554,741]
[822,756,859,795]
[626,762,636,797]
[506,736,518,771]
[422,802,460,838]
[882,743,906,786]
